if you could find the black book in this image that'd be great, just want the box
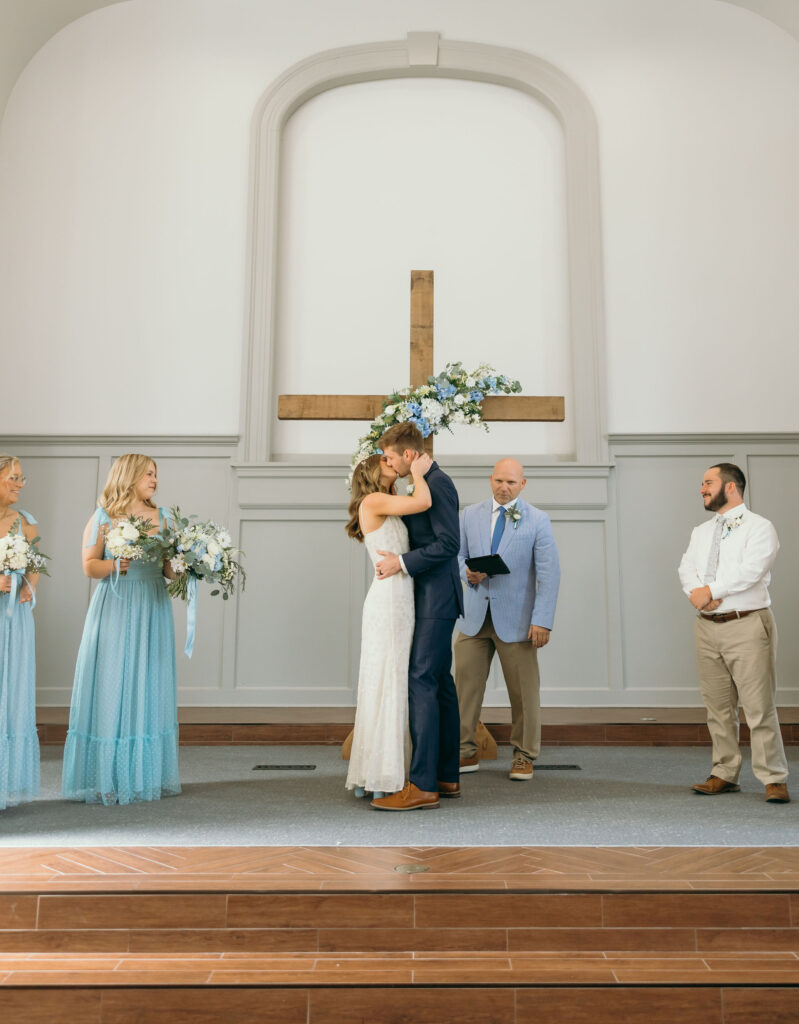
[465,554,510,576]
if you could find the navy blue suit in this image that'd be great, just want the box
[402,462,464,792]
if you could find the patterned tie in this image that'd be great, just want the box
[703,514,725,583]
[491,506,506,554]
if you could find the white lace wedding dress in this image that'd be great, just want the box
[346,516,414,795]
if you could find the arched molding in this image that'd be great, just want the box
[240,33,608,464]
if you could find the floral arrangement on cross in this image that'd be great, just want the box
[349,362,522,484]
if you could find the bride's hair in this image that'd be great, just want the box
[99,453,158,519]
[346,453,389,542]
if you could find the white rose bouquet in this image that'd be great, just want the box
[166,508,246,602]
[0,527,49,577]
[0,523,49,615]
[105,514,172,567]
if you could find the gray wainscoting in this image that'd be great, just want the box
[5,434,798,709]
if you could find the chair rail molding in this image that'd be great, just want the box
[240,32,608,465]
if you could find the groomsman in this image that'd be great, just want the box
[678,463,789,803]
[455,458,560,781]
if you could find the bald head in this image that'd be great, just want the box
[490,458,526,506]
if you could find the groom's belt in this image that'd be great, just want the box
[700,608,765,623]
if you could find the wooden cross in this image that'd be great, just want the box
[277,270,565,454]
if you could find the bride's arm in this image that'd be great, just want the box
[361,454,432,516]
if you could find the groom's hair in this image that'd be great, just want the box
[380,422,424,454]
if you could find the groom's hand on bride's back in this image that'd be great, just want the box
[375,550,402,579]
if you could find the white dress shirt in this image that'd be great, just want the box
[491,499,517,536]
[678,503,779,612]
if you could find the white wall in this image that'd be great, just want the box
[274,77,572,458]
[0,0,798,440]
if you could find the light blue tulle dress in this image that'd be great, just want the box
[0,510,41,810]
[62,507,181,805]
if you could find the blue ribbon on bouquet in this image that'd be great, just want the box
[4,570,36,619]
[184,574,198,658]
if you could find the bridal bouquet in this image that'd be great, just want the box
[106,515,172,565]
[0,527,49,577]
[166,508,246,601]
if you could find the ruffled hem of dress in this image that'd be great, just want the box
[61,725,181,806]
[0,732,41,810]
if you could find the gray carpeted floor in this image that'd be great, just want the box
[0,745,796,847]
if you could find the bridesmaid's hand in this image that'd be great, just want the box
[19,582,35,604]
[115,558,131,576]
[0,574,11,593]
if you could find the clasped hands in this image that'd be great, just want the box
[0,573,35,603]
[689,585,722,612]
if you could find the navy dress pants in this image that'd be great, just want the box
[407,617,460,793]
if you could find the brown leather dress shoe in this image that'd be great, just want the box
[691,775,741,795]
[438,781,461,799]
[371,781,440,811]
[765,782,790,803]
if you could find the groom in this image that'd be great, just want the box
[371,423,464,811]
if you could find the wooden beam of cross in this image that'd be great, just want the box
[277,271,565,455]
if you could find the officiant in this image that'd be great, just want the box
[455,458,560,782]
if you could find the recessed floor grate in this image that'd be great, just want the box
[394,864,430,874]
[253,764,317,771]
[534,764,581,770]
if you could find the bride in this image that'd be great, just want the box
[344,451,432,797]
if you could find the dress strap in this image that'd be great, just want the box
[158,506,171,530]
[17,509,37,525]
[87,507,112,547]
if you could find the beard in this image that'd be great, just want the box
[704,488,727,512]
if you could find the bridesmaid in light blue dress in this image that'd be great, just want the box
[62,453,180,805]
[0,455,41,810]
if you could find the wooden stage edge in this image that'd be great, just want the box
[0,846,797,1023]
[34,706,799,747]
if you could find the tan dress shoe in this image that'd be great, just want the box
[371,781,440,811]
[691,775,741,795]
[438,781,461,799]
[765,782,790,803]
[459,756,479,774]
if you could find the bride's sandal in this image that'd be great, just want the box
[354,786,367,798]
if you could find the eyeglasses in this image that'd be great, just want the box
[6,476,26,485]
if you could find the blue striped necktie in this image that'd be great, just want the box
[491,506,506,554]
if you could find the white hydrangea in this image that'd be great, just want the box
[120,522,139,541]
[421,398,444,424]
[170,553,187,574]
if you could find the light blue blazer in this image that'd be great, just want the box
[456,498,561,641]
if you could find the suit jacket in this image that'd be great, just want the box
[402,462,464,620]
[456,497,560,642]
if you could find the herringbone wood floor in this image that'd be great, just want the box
[0,845,798,891]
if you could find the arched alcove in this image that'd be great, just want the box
[240,33,607,464]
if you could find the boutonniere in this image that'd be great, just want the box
[505,506,522,529]
[722,512,745,539]
[406,482,415,496]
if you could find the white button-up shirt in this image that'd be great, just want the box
[491,499,517,537]
[678,503,779,612]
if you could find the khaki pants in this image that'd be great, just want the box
[455,608,541,760]
[694,608,788,786]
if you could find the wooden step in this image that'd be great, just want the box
[0,846,796,1022]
